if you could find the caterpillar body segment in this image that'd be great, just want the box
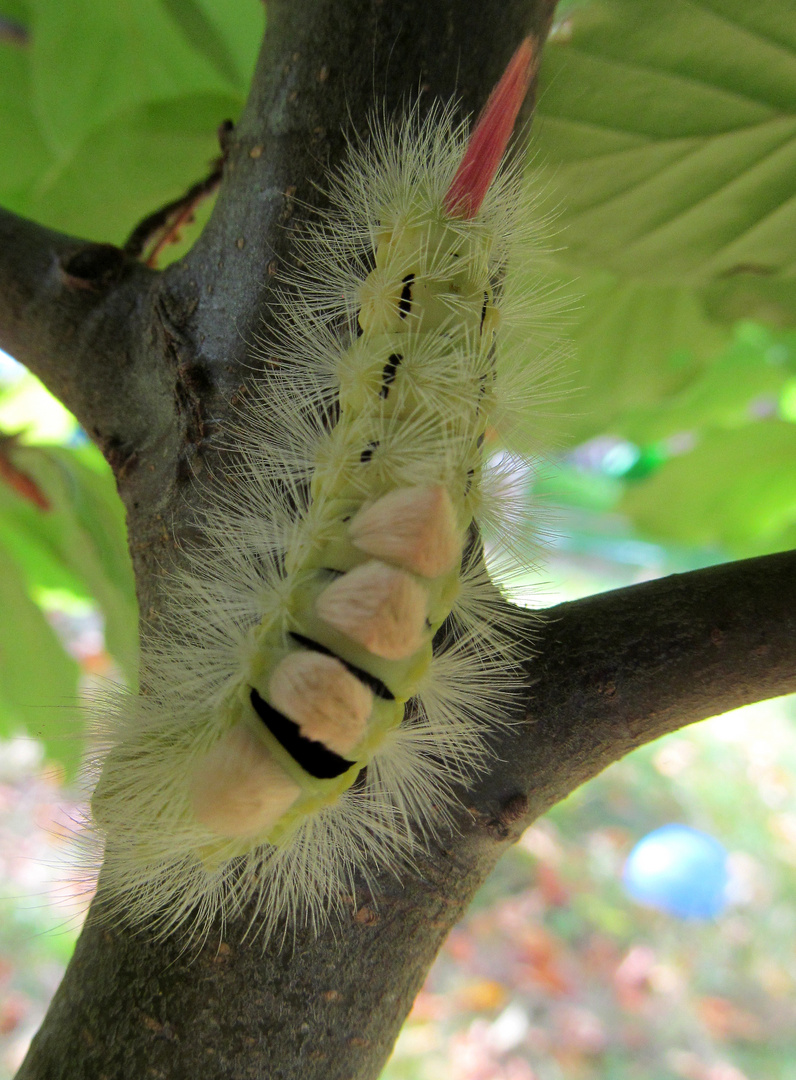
[347,485,462,579]
[90,39,553,942]
[190,723,302,839]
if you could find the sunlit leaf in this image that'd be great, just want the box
[160,0,244,88]
[621,420,796,554]
[529,272,731,446]
[30,0,240,156]
[12,93,242,245]
[0,543,81,776]
[537,0,796,285]
[0,0,262,248]
[618,322,795,443]
[0,442,137,678]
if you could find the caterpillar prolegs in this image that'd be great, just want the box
[90,39,553,942]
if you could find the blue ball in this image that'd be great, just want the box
[622,824,729,919]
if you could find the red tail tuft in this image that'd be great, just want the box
[443,37,537,220]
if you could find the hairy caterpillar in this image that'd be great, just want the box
[89,38,554,943]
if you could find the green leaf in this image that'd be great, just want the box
[159,0,243,89]
[0,543,81,777]
[537,0,796,284]
[191,0,263,87]
[0,442,138,678]
[0,1,261,249]
[702,274,796,327]
[10,93,242,244]
[618,321,795,443]
[0,1,30,25]
[57,445,139,677]
[29,0,243,157]
[0,34,52,199]
[620,420,796,554]
[525,271,731,446]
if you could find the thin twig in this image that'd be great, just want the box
[123,121,235,265]
[0,433,50,511]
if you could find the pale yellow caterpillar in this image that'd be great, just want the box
[89,39,555,943]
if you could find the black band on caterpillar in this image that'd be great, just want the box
[288,632,396,701]
[380,353,403,398]
[398,274,415,318]
[250,688,356,780]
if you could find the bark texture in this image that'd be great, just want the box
[2,1,793,1078]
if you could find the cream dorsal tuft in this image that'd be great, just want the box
[315,560,429,660]
[269,650,372,756]
[348,485,462,578]
[190,724,302,838]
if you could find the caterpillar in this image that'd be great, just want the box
[88,38,555,944]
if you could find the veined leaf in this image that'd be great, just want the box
[536,0,796,286]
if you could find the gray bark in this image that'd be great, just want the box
[1,1,793,1077]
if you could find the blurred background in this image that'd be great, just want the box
[1,0,795,1077]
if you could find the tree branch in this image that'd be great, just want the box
[16,552,795,1080]
[0,210,172,459]
[492,548,796,826]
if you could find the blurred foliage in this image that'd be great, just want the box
[532,320,796,559]
[0,0,266,770]
[0,742,88,1077]
[0,366,136,778]
[383,698,796,1080]
[0,0,261,252]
